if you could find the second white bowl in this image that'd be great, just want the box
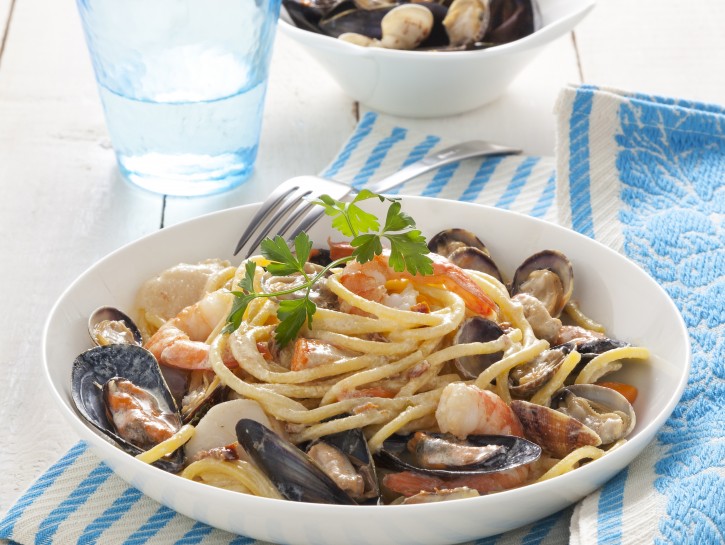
[279,0,596,117]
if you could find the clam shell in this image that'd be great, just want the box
[510,249,573,317]
[510,399,601,459]
[553,384,636,444]
[448,247,504,283]
[88,306,143,347]
[453,317,506,379]
[427,228,489,258]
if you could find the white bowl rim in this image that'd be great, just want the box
[278,0,597,60]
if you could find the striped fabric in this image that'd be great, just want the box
[557,85,725,545]
[2,85,723,544]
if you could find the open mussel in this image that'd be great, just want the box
[484,0,534,44]
[306,426,379,502]
[71,344,183,472]
[236,419,357,504]
[376,432,540,477]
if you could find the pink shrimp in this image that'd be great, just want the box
[339,252,497,318]
[384,383,529,497]
[145,290,237,370]
[435,382,524,438]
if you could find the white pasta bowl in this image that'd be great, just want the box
[44,197,689,545]
[278,0,596,117]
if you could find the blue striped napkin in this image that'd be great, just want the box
[3,84,723,544]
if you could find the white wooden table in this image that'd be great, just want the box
[1,0,723,528]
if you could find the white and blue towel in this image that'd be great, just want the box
[2,84,722,544]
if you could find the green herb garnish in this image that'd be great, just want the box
[224,191,433,346]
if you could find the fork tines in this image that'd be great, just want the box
[234,176,352,257]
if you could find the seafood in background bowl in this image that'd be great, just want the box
[285,0,535,52]
[278,0,596,116]
[44,196,689,545]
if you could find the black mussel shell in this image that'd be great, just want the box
[307,426,380,503]
[282,0,342,32]
[415,2,449,48]
[484,0,534,45]
[558,337,630,370]
[375,433,540,477]
[236,419,356,504]
[71,344,183,472]
[308,248,333,267]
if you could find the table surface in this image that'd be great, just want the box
[1,0,723,525]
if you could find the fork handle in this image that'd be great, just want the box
[367,140,521,194]
[284,140,521,246]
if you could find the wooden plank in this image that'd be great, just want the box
[0,0,13,59]
[575,0,725,104]
[0,0,161,512]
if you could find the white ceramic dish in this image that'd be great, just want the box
[278,0,596,117]
[44,197,689,545]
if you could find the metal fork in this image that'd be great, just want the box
[233,140,521,257]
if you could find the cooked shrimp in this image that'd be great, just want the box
[145,290,236,370]
[383,464,530,497]
[435,382,524,439]
[339,252,497,318]
[289,338,356,371]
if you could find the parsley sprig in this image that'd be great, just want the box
[224,190,432,346]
